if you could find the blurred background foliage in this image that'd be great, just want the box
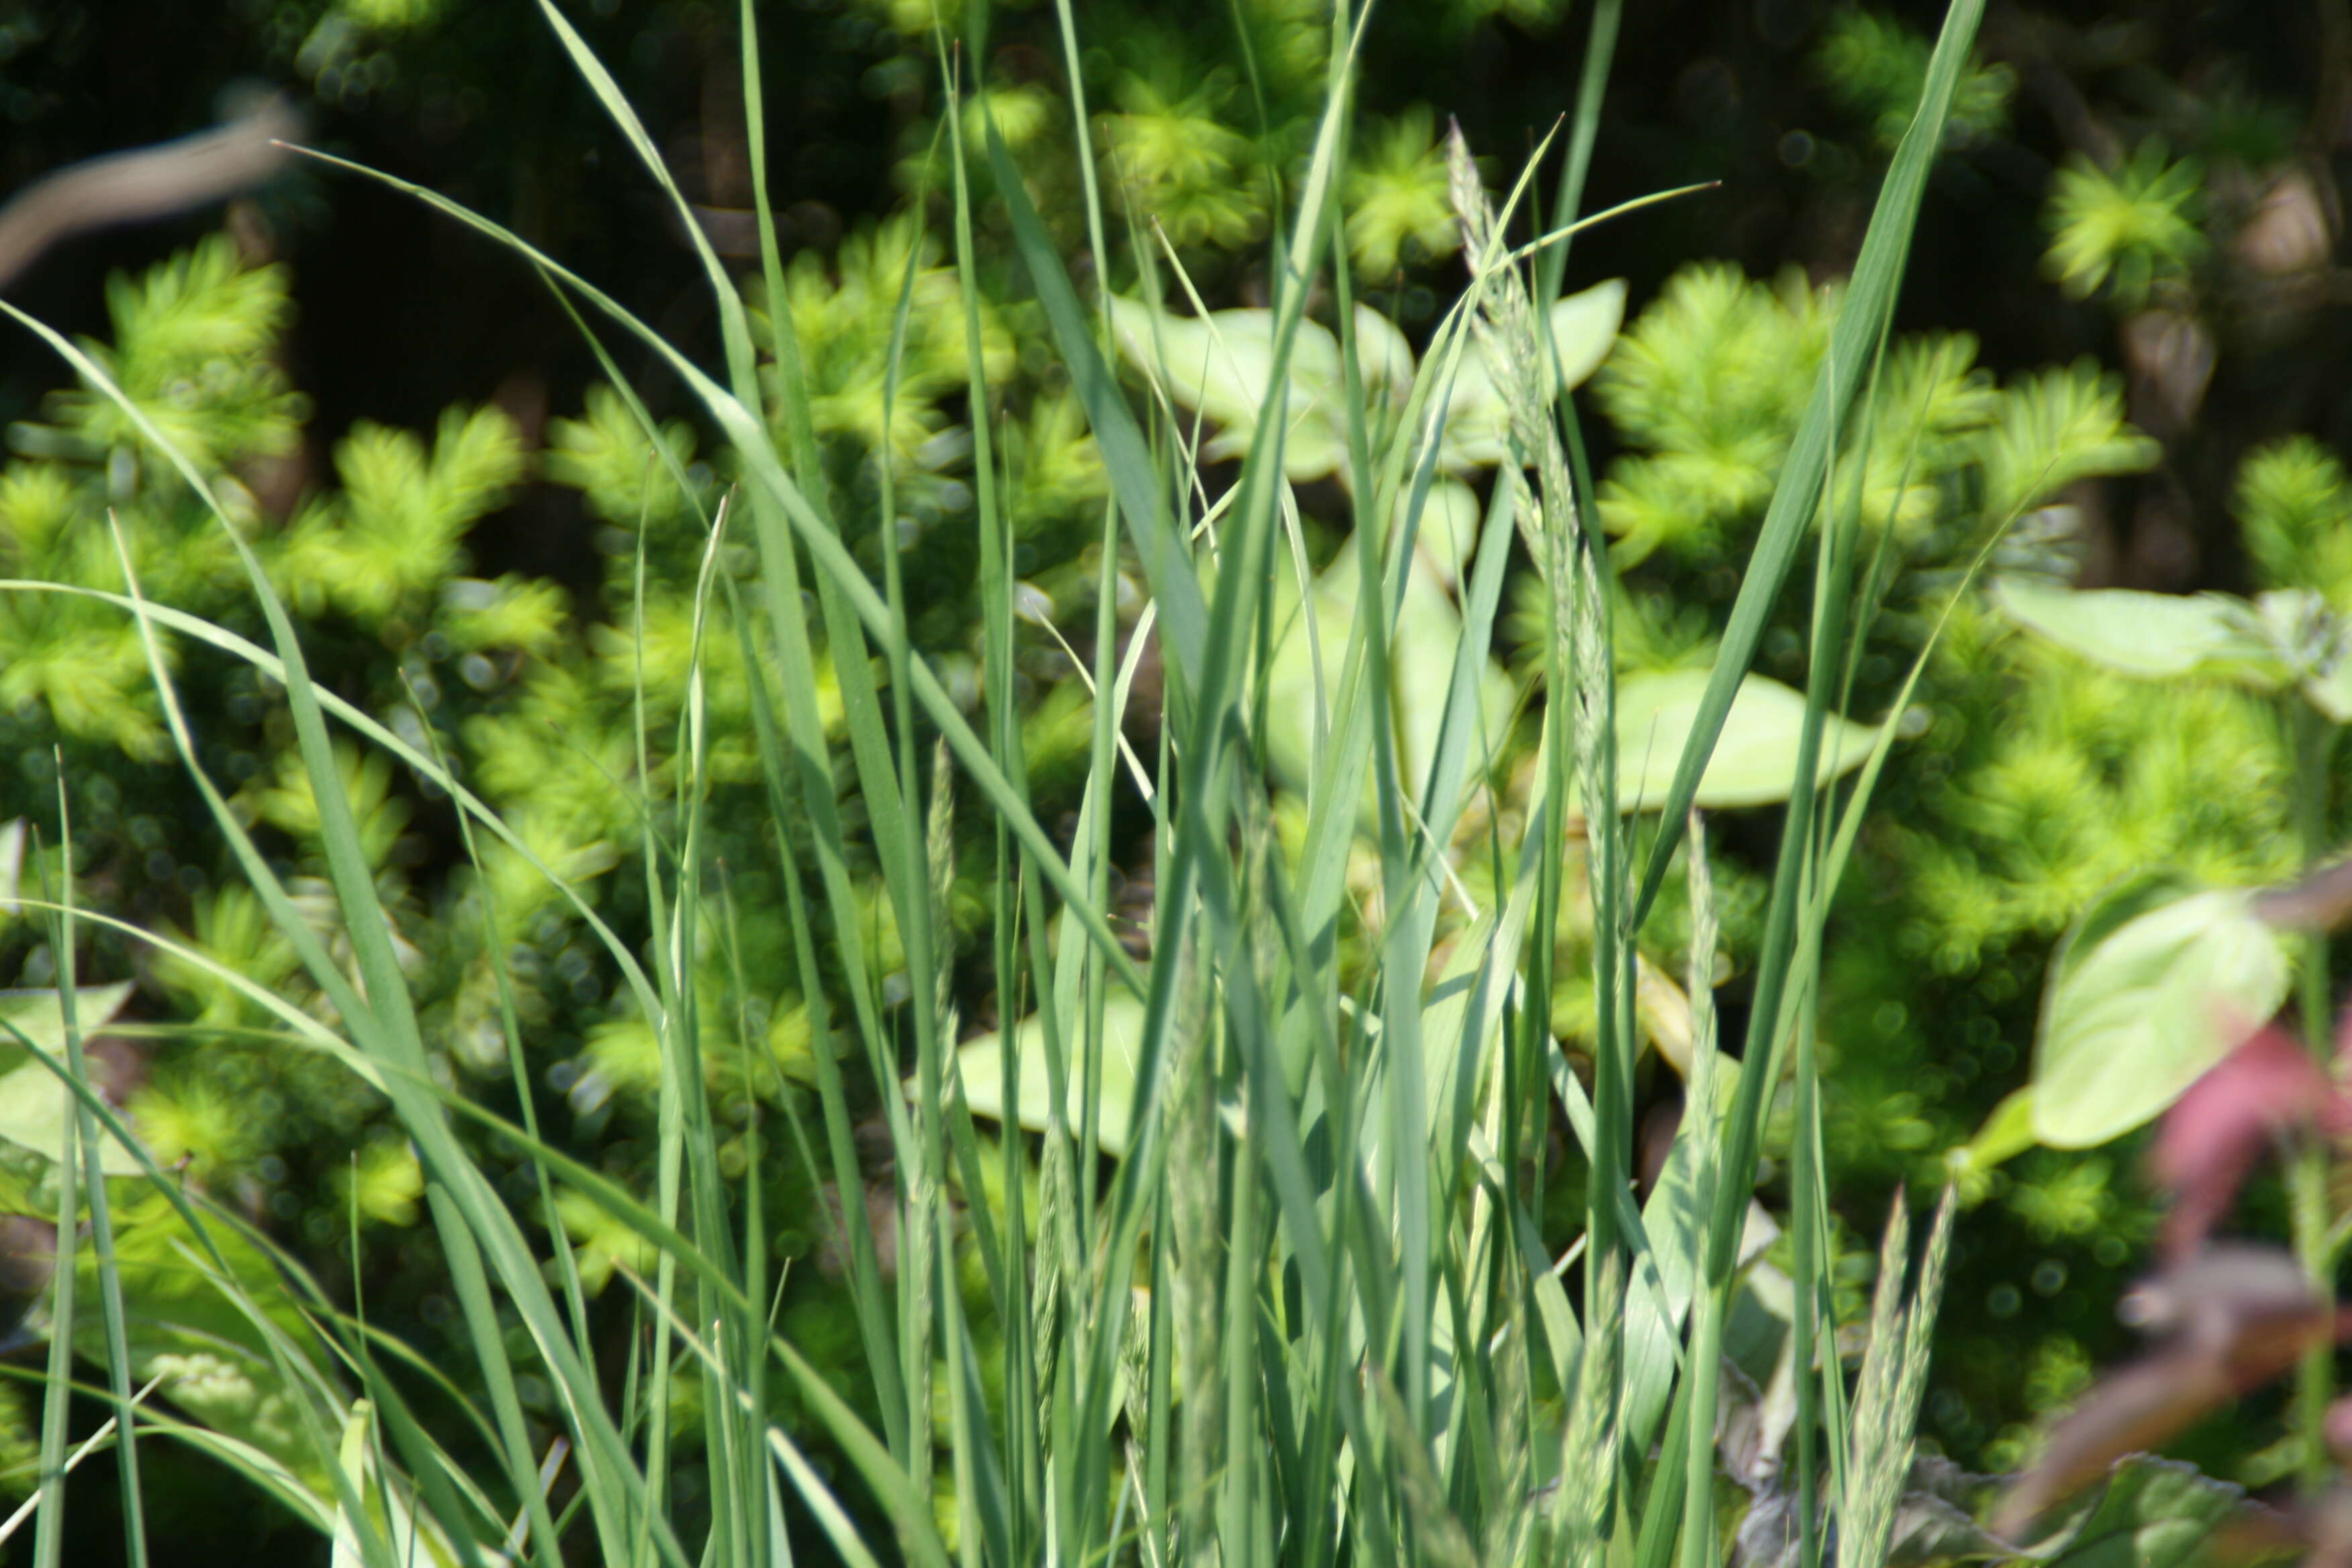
[3,0,2352,1551]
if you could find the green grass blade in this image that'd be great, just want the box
[1,291,689,1568]
[1626,0,1988,932]
[301,148,1147,1002]
[41,797,147,1568]
[30,986,77,1568]
[981,111,1210,691]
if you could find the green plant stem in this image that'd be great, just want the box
[2292,697,2339,1494]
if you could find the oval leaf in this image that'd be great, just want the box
[942,994,1144,1157]
[1104,297,1357,482]
[1614,669,1884,812]
[1990,576,2290,689]
[1263,551,1515,828]
[2031,878,2290,1148]
[0,981,144,1173]
[1547,277,1627,394]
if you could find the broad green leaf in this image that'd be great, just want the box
[0,981,142,1173]
[1107,280,1624,483]
[2303,655,2352,723]
[1434,277,1628,471]
[1406,477,1485,590]
[2248,587,2352,721]
[1546,276,1627,395]
[0,819,21,916]
[2030,876,2290,1148]
[1614,669,1884,812]
[944,993,1144,1157]
[1104,297,1403,483]
[1264,552,1515,828]
[1990,576,2291,688]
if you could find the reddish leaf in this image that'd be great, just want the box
[1996,1246,2349,1538]
[2148,1024,2346,1259]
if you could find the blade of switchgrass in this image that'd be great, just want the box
[621,496,680,1568]
[0,1375,162,1551]
[983,91,1211,696]
[1627,0,1987,931]
[540,17,949,1538]
[30,969,77,1568]
[0,299,687,1568]
[1632,320,1884,1568]
[1534,0,1624,311]
[712,870,776,1568]
[0,1016,432,1567]
[940,52,1046,1558]
[385,1061,948,1567]
[1781,347,1889,1568]
[722,566,915,1435]
[559,288,921,1485]
[40,789,146,1568]
[620,1269,892,1568]
[1623,13,1987,1566]
[1042,9,1126,1374]
[21,901,942,1568]
[520,61,1105,1495]
[1676,814,1723,1568]
[677,504,765,1568]
[985,15,1381,1553]
[399,674,592,1567]
[732,0,930,1461]
[626,497,746,1566]
[285,148,1143,1008]
[1518,11,1620,1435]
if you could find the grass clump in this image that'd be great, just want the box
[9,3,2228,1566]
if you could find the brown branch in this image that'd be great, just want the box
[0,96,304,295]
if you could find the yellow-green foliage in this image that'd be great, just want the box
[2043,140,2206,308]
[277,405,526,631]
[1344,106,1460,279]
[1814,9,2016,152]
[2237,436,2352,606]
[1579,258,2286,1295]
[1591,262,2154,571]
[1097,67,1269,252]
[771,214,1011,459]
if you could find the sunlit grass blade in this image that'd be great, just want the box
[30,981,77,1568]
[285,145,1144,1004]
[39,797,146,1568]
[0,295,686,1568]
[1626,0,1988,931]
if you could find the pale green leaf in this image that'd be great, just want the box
[1990,576,2290,687]
[1264,552,1516,826]
[1614,669,1883,812]
[944,993,1144,1157]
[1951,1086,2038,1176]
[2031,877,2290,1148]
[1104,296,1375,482]
[1547,276,1627,394]
[0,981,142,1173]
